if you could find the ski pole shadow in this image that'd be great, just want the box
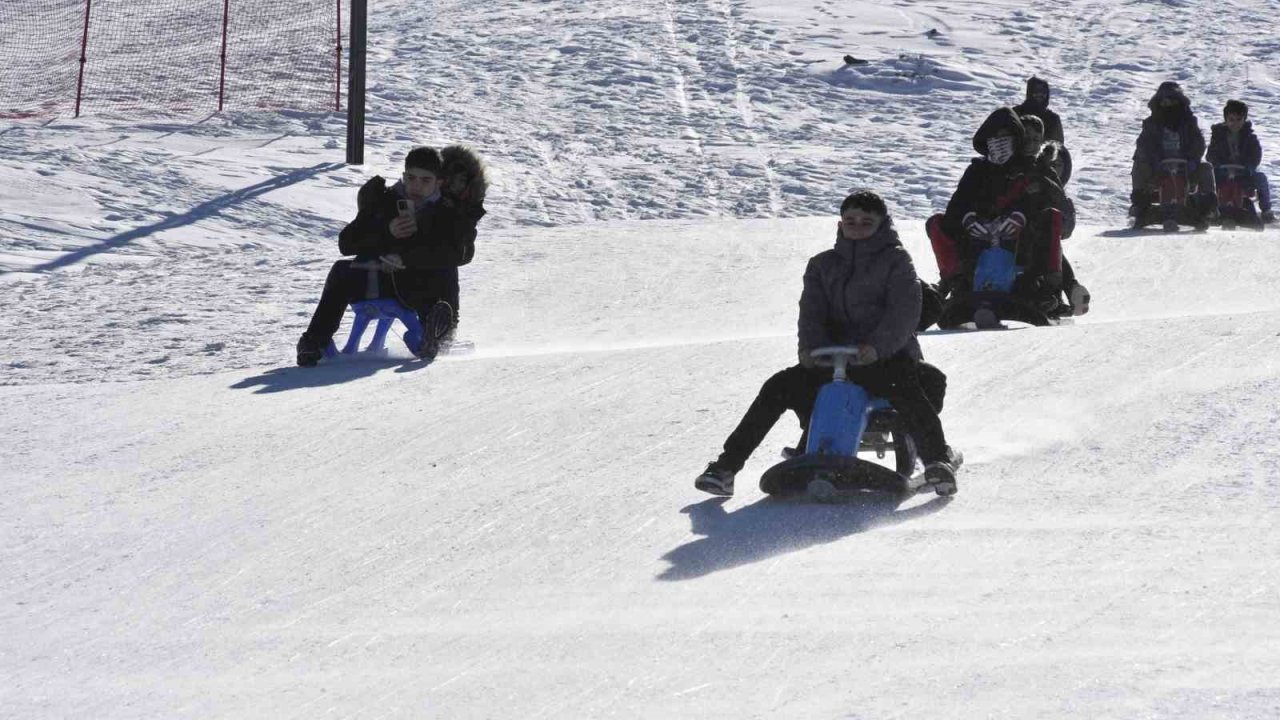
[656,493,952,581]
[230,355,429,393]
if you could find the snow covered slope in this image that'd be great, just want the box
[3,0,1280,717]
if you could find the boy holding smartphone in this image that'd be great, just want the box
[296,145,487,366]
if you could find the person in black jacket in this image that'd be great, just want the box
[1207,99,1274,223]
[694,190,959,498]
[296,145,487,366]
[1013,76,1064,145]
[925,107,1078,325]
[1020,114,1089,315]
[1129,81,1216,226]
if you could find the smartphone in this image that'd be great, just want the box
[397,199,413,216]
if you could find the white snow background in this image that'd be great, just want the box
[3,0,1280,717]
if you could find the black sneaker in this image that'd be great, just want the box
[296,332,326,367]
[922,446,961,496]
[414,301,456,360]
[694,463,735,496]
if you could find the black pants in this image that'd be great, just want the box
[716,357,949,472]
[305,260,458,342]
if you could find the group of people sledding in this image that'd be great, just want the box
[695,76,1275,499]
[286,76,1271,501]
[1129,83,1274,232]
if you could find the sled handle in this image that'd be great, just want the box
[808,345,873,381]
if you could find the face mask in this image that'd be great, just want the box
[987,135,1015,165]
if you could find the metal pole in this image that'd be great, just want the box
[74,0,92,117]
[345,0,366,165]
[218,0,229,112]
[335,0,343,111]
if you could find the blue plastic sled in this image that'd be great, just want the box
[324,299,425,359]
[938,245,1066,329]
[759,347,919,501]
[973,246,1019,294]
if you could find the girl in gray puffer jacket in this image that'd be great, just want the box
[695,190,960,497]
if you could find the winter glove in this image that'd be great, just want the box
[962,212,993,244]
[798,348,817,369]
[993,211,1027,241]
[357,175,386,211]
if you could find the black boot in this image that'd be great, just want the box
[414,301,456,360]
[296,332,327,367]
[1128,190,1152,224]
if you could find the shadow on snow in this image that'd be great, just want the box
[657,492,952,581]
[230,355,432,393]
[4,161,343,276]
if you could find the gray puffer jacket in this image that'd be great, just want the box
[797,218,922,361]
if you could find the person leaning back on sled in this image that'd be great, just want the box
[695,190,960,498]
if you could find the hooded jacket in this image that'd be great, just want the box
[1012,77,1064,144]
[338,178,480,268]
[1206,119,1262,171]
[798,218,922,362]
[1134,82,1206,169]
[940,108,1071,262]
[943,109,1054,225]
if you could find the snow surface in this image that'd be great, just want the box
[3,0,1280,717]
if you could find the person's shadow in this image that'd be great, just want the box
[231,355,431,393]
[657,492,952,581]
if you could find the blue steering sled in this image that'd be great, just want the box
[759,346,921,501]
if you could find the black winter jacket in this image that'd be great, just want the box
[1134,84,1206,170]
[1206,120,1262,171]
[338,178,484,268]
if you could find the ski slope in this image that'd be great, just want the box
[3,0,1280,717]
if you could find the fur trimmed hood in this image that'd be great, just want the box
[1147,81,1190,113]
[439,145,488,208]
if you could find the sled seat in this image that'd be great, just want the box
[324,299,424,358]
